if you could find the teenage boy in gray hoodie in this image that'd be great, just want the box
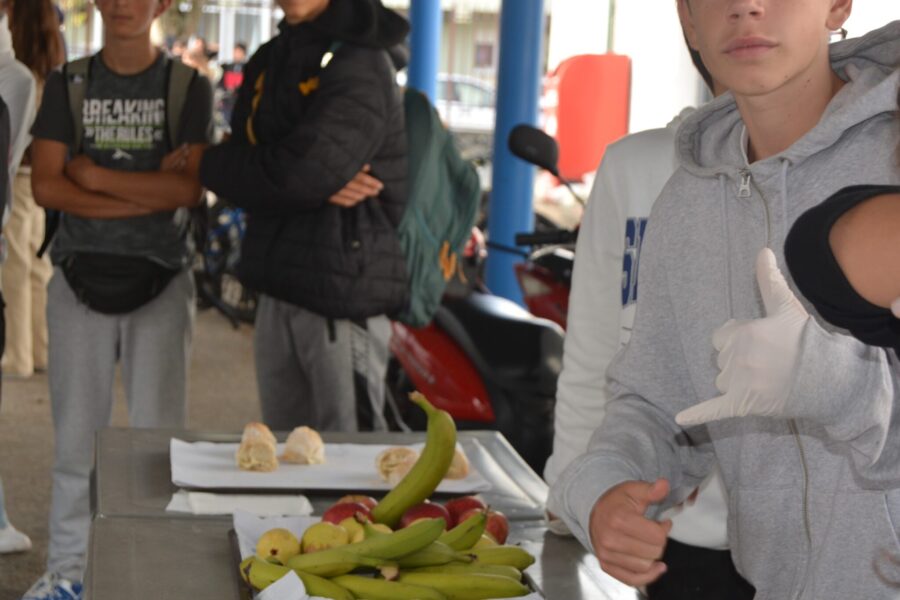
[551,2,900,598]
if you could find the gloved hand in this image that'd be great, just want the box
[676,248,810,427]
[892,298,899,319]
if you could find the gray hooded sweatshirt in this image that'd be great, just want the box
[551,21,900,600]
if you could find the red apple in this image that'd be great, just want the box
[443,495,486,527]
[399,501,451,530]
[460,508,509,544]
[321,502,371,525]
[336,494,378,511]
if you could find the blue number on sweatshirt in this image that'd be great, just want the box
[622,217,648,307]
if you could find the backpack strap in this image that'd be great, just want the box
[64,56,93,154]
[39,56,92,259]
[165,58,197,149]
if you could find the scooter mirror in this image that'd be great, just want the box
[508,125,560,177]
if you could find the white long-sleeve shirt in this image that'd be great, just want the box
[544,108,729,549]
[0,15,36,225]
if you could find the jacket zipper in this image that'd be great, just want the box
[742,169,812,598]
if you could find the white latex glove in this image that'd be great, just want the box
[676,248,809,426]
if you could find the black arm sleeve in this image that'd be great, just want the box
[784,184,900,354]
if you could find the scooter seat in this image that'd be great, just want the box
[435,291,564,396]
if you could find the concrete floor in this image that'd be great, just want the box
[0,309,261,600]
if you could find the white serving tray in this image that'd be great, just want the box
[171,438,493,494]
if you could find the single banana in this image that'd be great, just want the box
[469,546,536,571]
[397,572,531,599]
[439,511,487,550]
[370,392,457,527]
[341,515,446,560]
[332,574,449,600]
[238,556,253,585]
[244,557,292,590]
[244,558,355,599]
[404,561,522,580]
[292,570,355,600]
[285,547,384,577]
[395,541,473,568]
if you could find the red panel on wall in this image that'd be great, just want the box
[542,54,631,182]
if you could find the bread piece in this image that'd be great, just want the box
[236,440,279,472]
[281,426,326,465]
[375,446,419,483]
[445,447,470,479]
[241,422,277,447]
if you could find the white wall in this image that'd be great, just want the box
[546,0,611,71]
[612,0,700,134]
[845,1,900,39]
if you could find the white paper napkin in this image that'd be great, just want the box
[165,490,314,516]
[256,570,327,600]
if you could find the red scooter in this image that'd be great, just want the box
[386,126,573,474]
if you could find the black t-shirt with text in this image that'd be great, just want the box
[32,51,213,268]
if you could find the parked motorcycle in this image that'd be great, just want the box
[508,125,581,330]
[386,126,573,474]
[193,194,258,328]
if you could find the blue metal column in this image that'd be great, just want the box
[485,0,545,304]
[407,0,442,101]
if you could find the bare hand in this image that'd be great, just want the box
[328,164,384,207]
[161,144,190,172]
[65,154,98,191]
[589,479,672,587]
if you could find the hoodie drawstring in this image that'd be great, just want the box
[779,158,791,243]
[719,174,734,318]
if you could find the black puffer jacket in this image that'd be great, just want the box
[199,0,409,319]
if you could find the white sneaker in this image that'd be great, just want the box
[0,523,31,553]
[21,573,83,600]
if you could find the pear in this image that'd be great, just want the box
[301,521,350,553]
[255,528,300,564]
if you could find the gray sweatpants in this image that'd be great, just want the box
[46,267,194,581]
[254,295,390,433]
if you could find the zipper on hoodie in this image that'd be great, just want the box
[745,170,812,598]
[738,170,752,198]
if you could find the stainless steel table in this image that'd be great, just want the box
[85,427,638,600]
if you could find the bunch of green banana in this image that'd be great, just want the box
[468,545,536,571]
[284,547,385,577]
[405,562,523,580]
[395,541,472,568]
[241,557,354,600]
[342,515,446,559]
[397,572,531,599]
[439,510,487,550]
[331,574,449,600]
[370,392,457,528]
[278,516,445,577]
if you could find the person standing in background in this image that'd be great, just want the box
[23,0,212,595]
[0,0,38,556]
[200,0,409,434]
[217,41,247,126]
[1,0,64,379]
